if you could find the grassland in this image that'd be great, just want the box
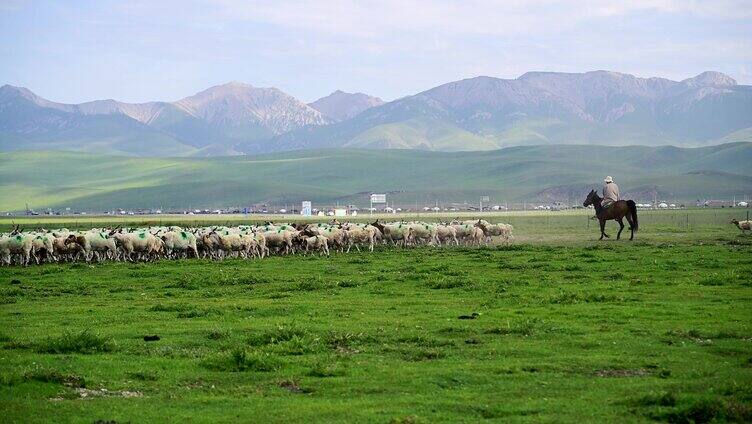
[1,143,751,212]
[0,209,750,423]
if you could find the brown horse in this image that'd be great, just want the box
[583,190,639,240]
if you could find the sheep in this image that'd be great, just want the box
[342,223,377,252]
[731,219,751,234]
[370,220,410,247]
[450,222,477,245]
[302,234,329,256]
[161,230,199,259]
[111,231,161,262]
[30,233,56,264]
[67,231,119,262]
[435,224,459,246]
[467,226,486,246]
[216,231,258,259]
[263,229,296,255]
[0,232,36,266]
[51,232,85,262]
[1,218,513,266]
[406,223,439,246]
[310,226,346,252]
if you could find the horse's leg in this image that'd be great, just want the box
[599,219,609,239]
[616,218,624,240]
[625,214,635,241]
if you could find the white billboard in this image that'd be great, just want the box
[301,201,312,216]
[371,194,386,203]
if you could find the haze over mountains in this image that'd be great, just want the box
[1,70,751,157]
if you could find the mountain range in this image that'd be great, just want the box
[1,70,750,157]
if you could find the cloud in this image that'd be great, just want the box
[192,0,752,36]
[1,0,749,103]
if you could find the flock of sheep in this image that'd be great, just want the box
[0,219,513,266]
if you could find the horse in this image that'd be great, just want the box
[583,190,639,240]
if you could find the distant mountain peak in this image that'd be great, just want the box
[682,71,736,87]
[309,90,384,121]
[0,84,41,102]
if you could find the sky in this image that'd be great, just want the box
[1,0,751,104]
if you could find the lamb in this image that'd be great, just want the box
[731,219,751,234]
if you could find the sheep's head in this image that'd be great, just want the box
[65,234,86,247]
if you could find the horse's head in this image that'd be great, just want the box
[583,189,597,207]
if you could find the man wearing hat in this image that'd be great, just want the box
[602,176,619,209]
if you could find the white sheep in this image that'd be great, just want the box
[731,219,751,234]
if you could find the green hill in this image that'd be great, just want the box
[1,143,750,211]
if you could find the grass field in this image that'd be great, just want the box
[1,209,751,423]
[1,143,751,212]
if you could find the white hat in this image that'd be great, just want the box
[604,176,613,183]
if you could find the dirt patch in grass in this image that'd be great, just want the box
[51,387,143,401]
[594,368,652,377]
[24,367,86,388]
[278,379,312,394]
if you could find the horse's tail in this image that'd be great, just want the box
[627,200,638,231]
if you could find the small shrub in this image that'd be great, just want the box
[207,329,228,340]
[634,391,677,407]
[293,279,325,292]
[336,280,360,288]
[35,329,114,354]
[126,371,158,381]
[659,398,723,424]
[177,308,220,319]
[149,303,191,312]
[485,319,541,337]
[325,331,371,350]
[164,279,198,290]
[425,277,468,289]
[400,347,444,361]
[247,325,308,346]
[280,334,321,355]
[203,348,280,372]
[307,359,346,377]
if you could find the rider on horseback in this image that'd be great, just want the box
[583,176,638,240]
[602,176,619,209]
